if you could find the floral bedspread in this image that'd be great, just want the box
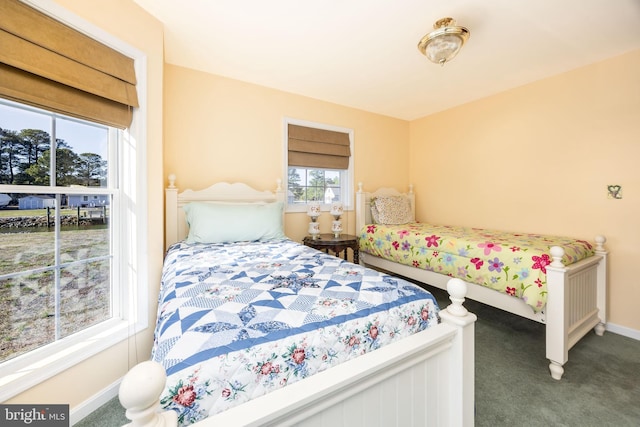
[152,239,439,425]
[359,223,595,312]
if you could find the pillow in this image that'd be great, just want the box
[371,195,414,225]
[183,201,285,243]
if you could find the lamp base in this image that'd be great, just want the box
[331,220,342,238]
[308,221,320,239]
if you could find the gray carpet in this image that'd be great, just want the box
[75,286,640,426]
[431,286,640,427]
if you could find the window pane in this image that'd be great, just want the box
[59,260,111,338]
[0,103,51,186]
[0,101,109,188]
[287,167,348,206]
[306,170,324,202]
[325,170,341,203]
[0,271,56,362]
[287,168,305,204]
[60,220,110,261]
[0,223,55,276]
[57,118,108,187]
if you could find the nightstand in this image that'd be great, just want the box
[303,233,359,264]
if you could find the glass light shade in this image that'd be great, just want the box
[417,18,470,66]
[425,34,464,64]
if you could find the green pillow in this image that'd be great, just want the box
[183,201,285,243]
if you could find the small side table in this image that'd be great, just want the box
[303,233,359,264]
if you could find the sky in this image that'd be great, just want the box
[0,101,108,159]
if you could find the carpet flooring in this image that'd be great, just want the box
[75,286,640,426]
[427,286,640,427]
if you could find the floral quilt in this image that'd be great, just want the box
[359,223,595,312]
[152,238,439,425]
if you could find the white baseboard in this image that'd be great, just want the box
[607,322,640,341]
[70,379,121,426]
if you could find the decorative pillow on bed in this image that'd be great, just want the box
[183,201,285,243]
[371,195,414,225]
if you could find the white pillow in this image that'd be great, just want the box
[371,195,414,225]
[183,201,285,243]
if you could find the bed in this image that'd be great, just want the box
[118,176,477,427]
[355,183,608,381]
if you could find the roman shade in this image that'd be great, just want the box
[0,0,139,129]
[288,124,351,169]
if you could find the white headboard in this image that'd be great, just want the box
[165,174,285,250]
[354,183,416,234]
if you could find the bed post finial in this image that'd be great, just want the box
[549,246,565,268]
[594,235,606,252]
[167,174,176,189]
[119,361,177,427]
[446,278,468,317]
[275,178,282,191]
[357,182,363,193]
[408,184,414,194]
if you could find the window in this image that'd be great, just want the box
[288,168,343,204]
[284,119,354,212]
[0,99,115,359]
[0,0,147,401]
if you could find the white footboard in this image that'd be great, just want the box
[120,279,476,427]
[355,185,608,381]
[545,237,607,380]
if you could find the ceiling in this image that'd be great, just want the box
[133,0,640,121]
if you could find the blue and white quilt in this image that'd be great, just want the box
[152,238,440,425]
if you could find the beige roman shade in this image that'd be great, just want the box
[0,0,139,129]
[288,124,351,169]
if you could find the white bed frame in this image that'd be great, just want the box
[355,184,608,381]
[118,176,477,427]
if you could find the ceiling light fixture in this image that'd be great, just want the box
[417,17,470,66]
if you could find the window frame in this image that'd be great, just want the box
[0,0,148,401]
[283,117,354,213]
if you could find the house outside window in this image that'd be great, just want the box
[284,118,354,213]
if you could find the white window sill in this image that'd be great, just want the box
[0,319,143,402]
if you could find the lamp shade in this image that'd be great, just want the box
[307,201,321,217]
[330,202,343,216]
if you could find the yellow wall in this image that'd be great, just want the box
[163,64,410,242]
[409,49,640,330]
[6,0,639,414]
[7,0,166,408]
[7,0,412,411]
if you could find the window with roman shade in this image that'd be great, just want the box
[0,0,139,129]
[288,124,351,169]
[285,120,354,212]
[0,0,148,402]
